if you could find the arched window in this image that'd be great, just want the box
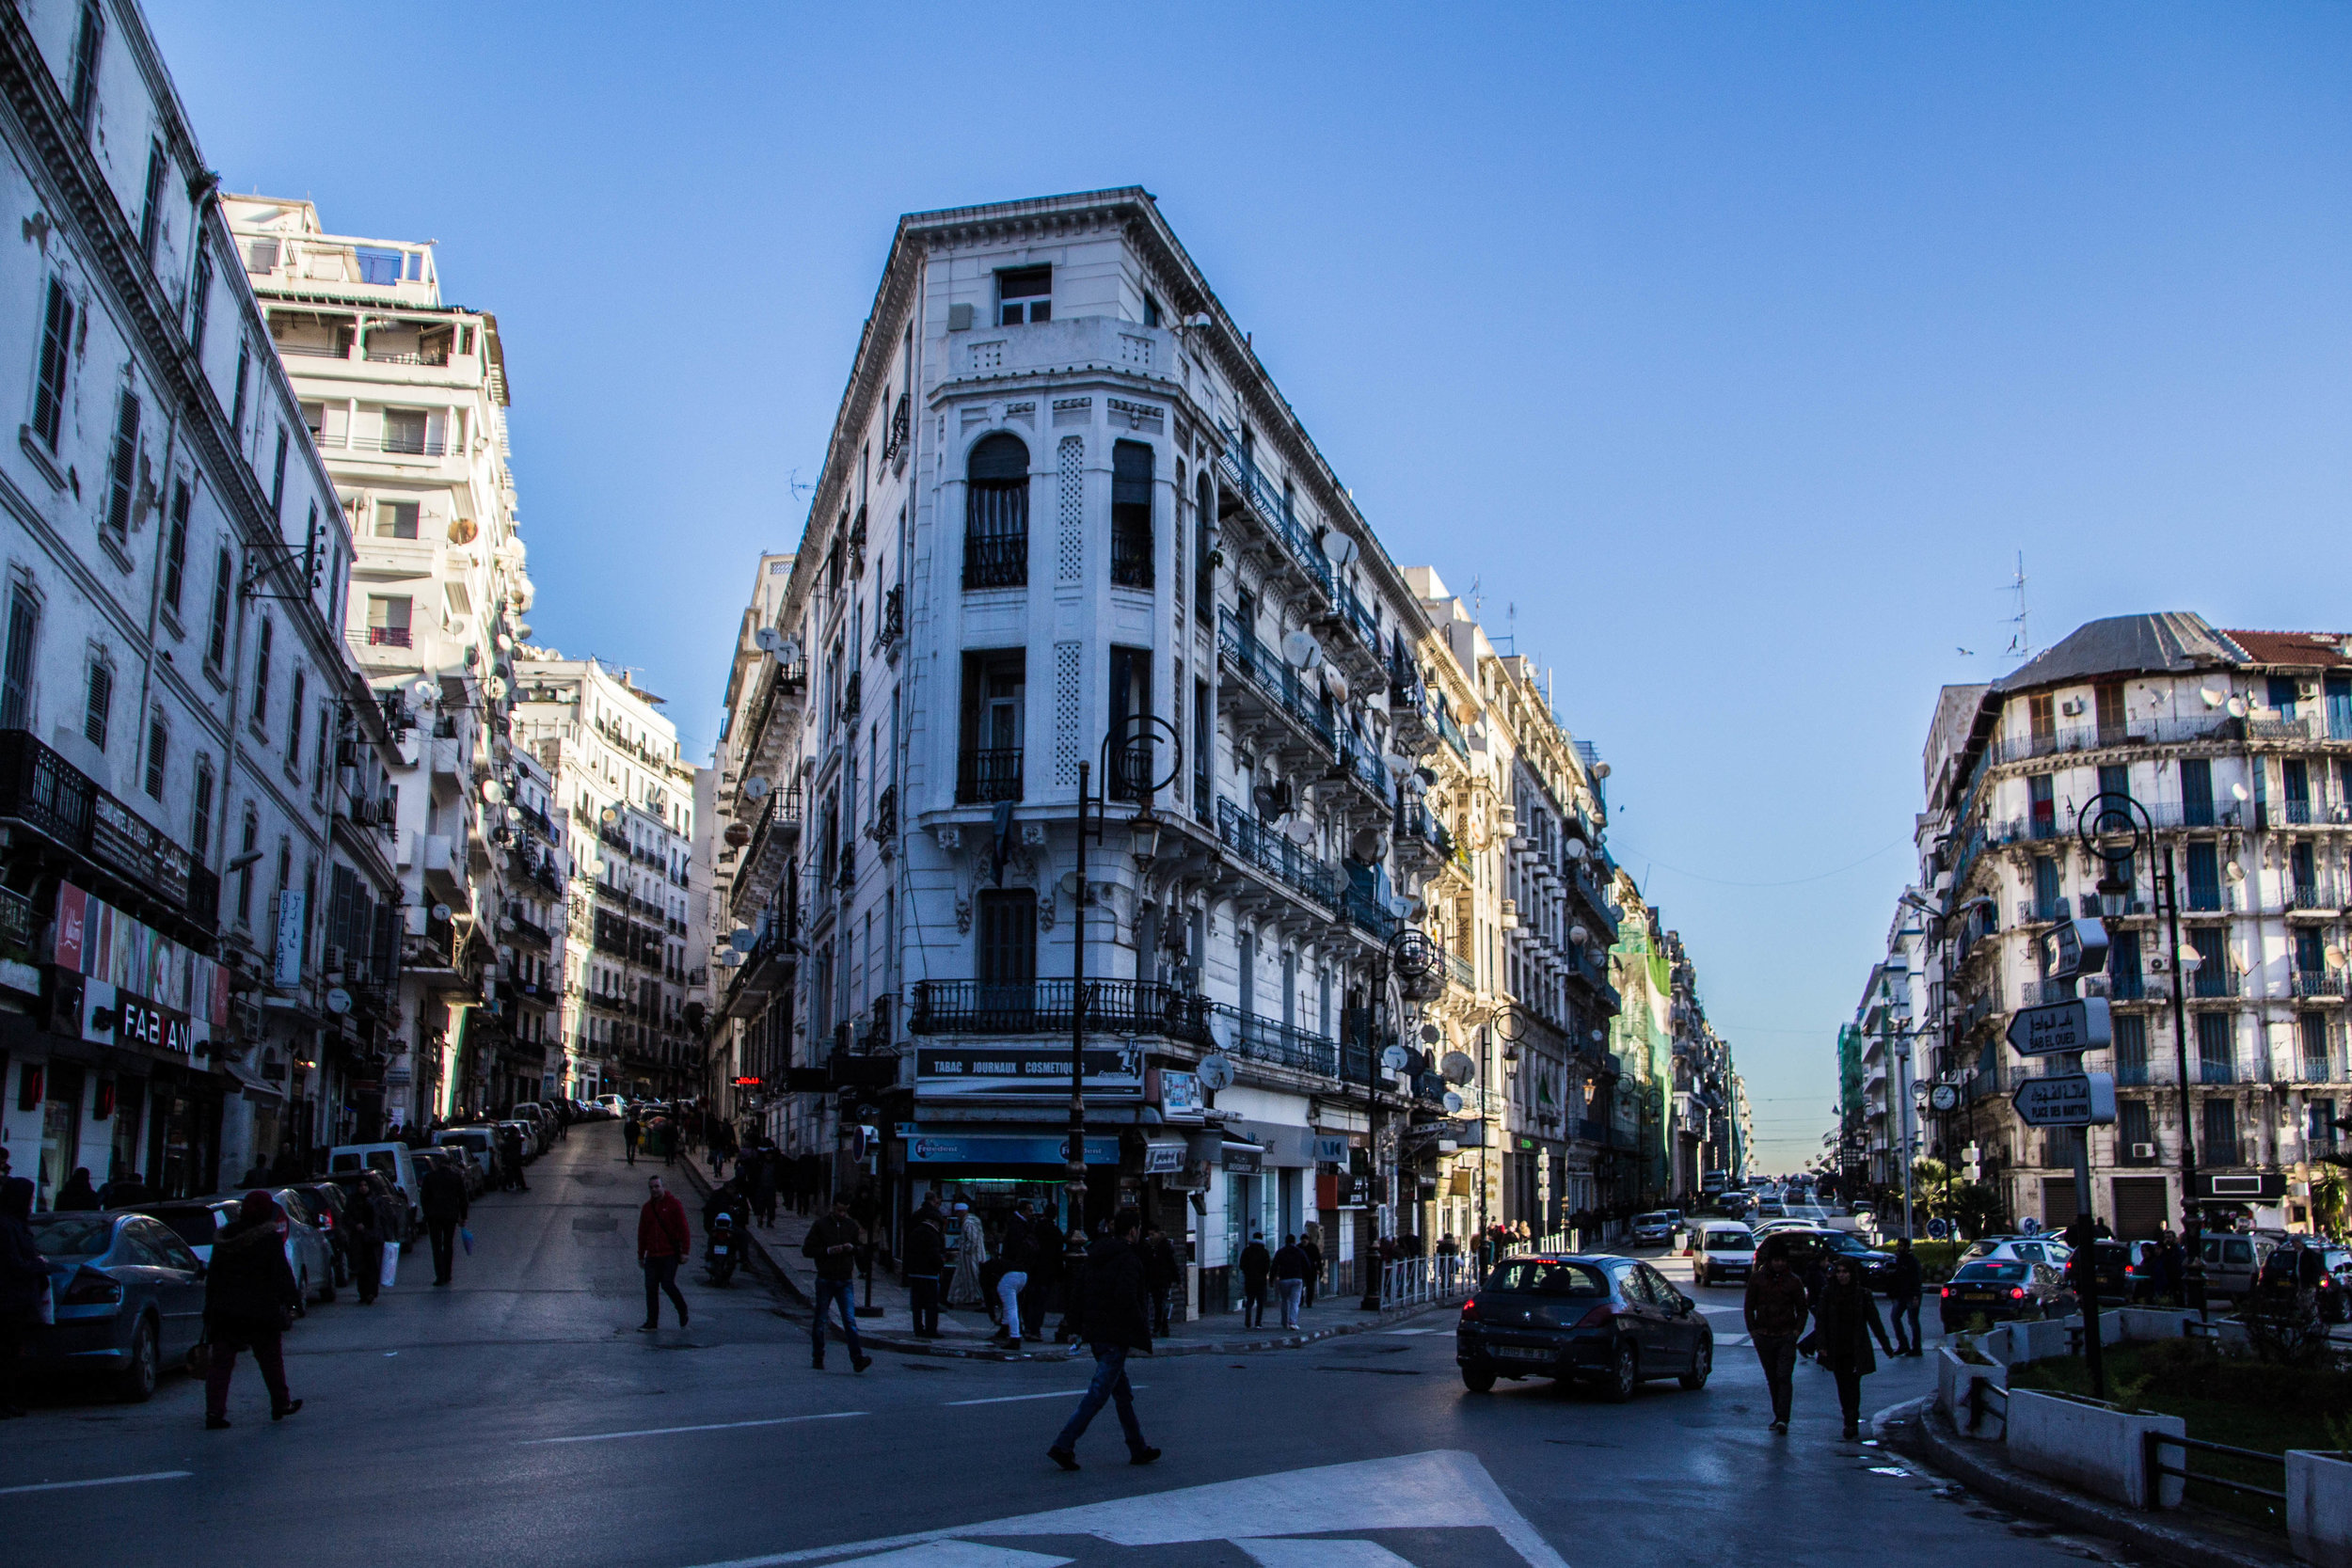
[962,434,1028,590]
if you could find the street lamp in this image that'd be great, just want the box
[2077,789,2206,1319]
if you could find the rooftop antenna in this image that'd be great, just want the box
[1468,575,1483,622]
[1497,600,1518,655]
[2003,551,2029,664]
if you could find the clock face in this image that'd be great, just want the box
[1930,1085,1960,1113]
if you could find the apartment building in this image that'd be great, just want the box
[0,0,361,1198]
[222,193,532,1129]
[1891,612,2349,1237]
[515,655,697,1101]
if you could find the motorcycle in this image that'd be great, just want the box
[707,1213,739,1287]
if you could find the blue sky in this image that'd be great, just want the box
[151,4,2352,1169]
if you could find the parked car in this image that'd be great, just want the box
[279,1181,355,1285]
[26,1211,208,1401]
[1938,1259,2074,1332]
[1817,1230,1895,1291]
[1629,1212,1678,1248]
[2195,1230,2280,1301]
[324,1168,413,1247]
[2317,1246,2352,1323]
[594,1094,626,1117]
[434,1127,503,1189]
[326,1143,423,1228]
[266,1189,338,1305]
[1691,1222,1757,1287]
[2067,1239,2136,1303]
[1456,1254,1713,1401]
[507,1102,548,1150]
[1963,1235,2074,1268]
[129,1197,243,1263]
[496,1119,542,1164]
[128,1194,330,1309]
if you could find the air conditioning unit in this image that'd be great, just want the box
[1496,806,1518,836]
[2131,1143,2156,1160]
[323,945,344,975]
[2147,955,2169,973]
[2060,699,2084,717]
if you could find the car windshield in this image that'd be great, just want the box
[1955,1262,2028,1282]
[31,1216,114,1257]
[1633,1213,1669,1227]
[1706,1232,1753,1250]
[1486,1259,1610,1297]
[151,1208,223,1247]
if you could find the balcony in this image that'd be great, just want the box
[1215,798,1339,910]
[2198,1054,2237,1085]
[956,749,1022,804]
[0,729,217,941]
[1342,881,1398,943]
[1215,1002,1337,1079]
[2188,965,2240,1000]
[2291,970,2348,1001]
[1215,436,1333,605]
[1218,610,1337,759]
[364,626,412,648]
[909,979,1210,1043]
[873,585,903,657]
[349,429,449,458]
[962,530,1026,592]
[1110,521,1152,589]
[2286,879,2344,914]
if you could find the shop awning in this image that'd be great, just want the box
[224,1060,283,1105]
[902,1129,1116,1165]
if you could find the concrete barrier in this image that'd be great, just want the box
[2287,1449,2352,1568]
[1937,1346,2009,1437]
[2006,1389,2186,1510]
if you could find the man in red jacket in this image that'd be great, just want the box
[638,1175,691,1331]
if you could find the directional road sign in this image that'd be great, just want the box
[2011,1071,2117,1128]
[2042,917,2110,982]
[2006,995,2112,1057]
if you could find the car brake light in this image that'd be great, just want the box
[60,1268,122,1307]
[2009,1287,2026,1300]
[1460,1297,1477,1317]
[1939,1286,1950,1298]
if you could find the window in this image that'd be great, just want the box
[230,340,249,433]
[191,755,213,863]
[2,584,38,731]
[144,712,166,800]
[2201,1098,2238,1165]
[365,594,411,647]
[1193,677,1211,815]
[251,617,272,725]
[269,425,288,515]
[2112,1011,2148,1084]
[241,236,278,276]
[2196,1011,2234,1084]
[1110,439,1153,589]
[205,546,233,668]
[2027,774,2055,838]
[2118,1100,2153,1163]
[234,810,258,925]
[2027,692,2056,752]
[83,656,112,750]
[287,670,306,769]
[374,500,419,539]
[103,388,140,544]
[31,279,75,451]
[2301,1011,2330,1073]
[1142,291,1161,328]
[2107,928,2142,1000]
[2180,757,2214,827]
[162,481,189,616]
[2094,680,2127,743]
[1107,645,1151,801]
[2312,1099,2339,1153]
[961,433,1029,590]
[975,889,1037,990]
[996,266,1050,325]
[2031,854,2060,920]
[138,140,167,259]
[67,0,103,135]
[381,408,430,455]
[188,246,212,353]
[2185,841,2220,910]
[1195,473,1216,621]
[955,650,1024,802]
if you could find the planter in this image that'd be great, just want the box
[2005,1389,2186,1509]
[1938,1346,2008,1437]
[2114,1307,2199,1343]
[2287,1449,2352,1568]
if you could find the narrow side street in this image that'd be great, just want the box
[8,1126,2142,1567]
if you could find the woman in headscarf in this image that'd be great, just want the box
[947,1202,987,1308]
[1812,1255,1890,1441]
[201,1191,303,1429]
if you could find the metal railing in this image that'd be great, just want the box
[908,978,1211,1042]
[1218,612,1337,754]
[1216,437,1333,600]
[1378,1255,1473,1308]
[956,748,1022,804]
[1213,1000,1338,1077]
[1110,522,1152,588]
[1216,798,1340,908]
[961,530,1027,591]
[353,430,448,457]
[2140,1430,2284,1514]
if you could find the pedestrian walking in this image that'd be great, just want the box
[1028,1208,1064,1340]
[803,1196,871,1372]
[347,1187,386,1306]
[1273,1234,1309,1330]
[498,1124,530,1192]
[200,1191,303,1429]
[1142,1223,1180,1337]
[1794,1251,1829,1359]
[0,1177,44,1418]
[906,1196,946,1338]
[993,1199,1037,1350]
[1744,1238,1811,1434]
[419,1143,469,1287]
[1047,1208,1158,1472]
[1300,1226,1323,1309]
[796,1151,823,1215]
[1886,1237,1924,1356]
[1239,1232,1271,1327]
[948,1202,986,1307]
[637,1174,691,1330]
[1814,1257,1889,1440]
[623,1109,640,1166]
[53,1167,99,1211]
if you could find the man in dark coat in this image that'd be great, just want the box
[1813,1257,1888,1440]
[498,1125,530,1192]
[1142,1223,1181,1337]
[1047,1209,1157,1470]
[796,1152,823,1215]
[202,1191,303,1428]
[1744,1239,1811,1434]
[0,1177,45,1418]
[1272,1235,1310,1330]
[53,1167,100,1211]
[419,1148,469,1286]
[346,1186,386,1306]
[1885,1237,1924,1356]
[904,1196,946,1338]
[803,1196,871,1372]
[746,1144,779,1227]
[1238,1232,1271,1327]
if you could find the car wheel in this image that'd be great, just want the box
[115,1315,159,1403]
[1679,1338,1712,1390]
[1601,1339,1638,1403]
[1461,1367,1497,1393]
[294,1270,310,1318]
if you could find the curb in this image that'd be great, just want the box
[1879,1397,2281,1568]
[665,1151,1456,1360]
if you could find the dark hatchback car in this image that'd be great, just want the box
[325,1168,412,1247]
[26,1211,208,1401]
[1456,1255,1713,1402]
[1756,1227,1892,1290]
[281,1181,354,1285]
[1938,1259,2074,1331]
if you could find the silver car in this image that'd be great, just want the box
[26,1211,208,1402]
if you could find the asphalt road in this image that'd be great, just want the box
[5,1125,2145,1567]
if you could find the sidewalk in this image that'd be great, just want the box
[671,1148,1456,1360]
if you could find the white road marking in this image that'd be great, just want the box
[831,1546,1070,1567]
[945,1389,1099,1406]
[1380,1327,1443,1335]
[681,1449,1568,1568]
[1242,1542,1417,1566]
[0,1470,192,1497]
[527,1411,866,1445]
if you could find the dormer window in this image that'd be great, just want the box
[997,266,1051,325]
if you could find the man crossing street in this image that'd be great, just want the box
[1047,1209,1158,1472]
[803,1196,871,1372]
[1886,1237,1925,1356]
[637,1175,691,1330]
[420,1145,469,1287]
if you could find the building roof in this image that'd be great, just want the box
[2215,628,2352,669]
[1991,612,2238,695]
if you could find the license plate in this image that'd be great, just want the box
[1957,1290,1995,1301]
[1490,1344,1553,1362]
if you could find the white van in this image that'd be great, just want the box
[326,1143,422,1227]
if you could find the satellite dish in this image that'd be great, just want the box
[600,806,620,826]
[2327,943,2346,968]
[1321,665,1350,704]
[1419,1022,1441,1045]
[729,927,755,952]
[409,677,436,706]
[755,627,780,652]
[1320,531,1359,568]
[2201,687,2224,708]
[1592,762,1612,780]
[1251,780,1294,820]
[505,805,523,825]
[719,948,745,967]
[1589,1028,1605,1043]
[1196,1054,1236,1092]
[1564,839,1590,863]
[1442,1090,1464,1115]
[2226,696,2248,719]
[1568,924,1590,946]
[326,987,352,1016]
[516,623,531,639]
[775,640,803,665]
[485,675,510,700]
[2230,782,2250,802]
[1382,752,1414,779]
[1281,817,1316,847]
[1279,630,1324,672]
[430,904,452,923]
[496,632,514,652]
[1349,827,1384,863]
[1441,1050,1476,1085]
[2223,860,2245,883]
[743,775,772,800]
[498,914,516,933]
[481,778,506,803]
[1380,1045,1409,1071]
